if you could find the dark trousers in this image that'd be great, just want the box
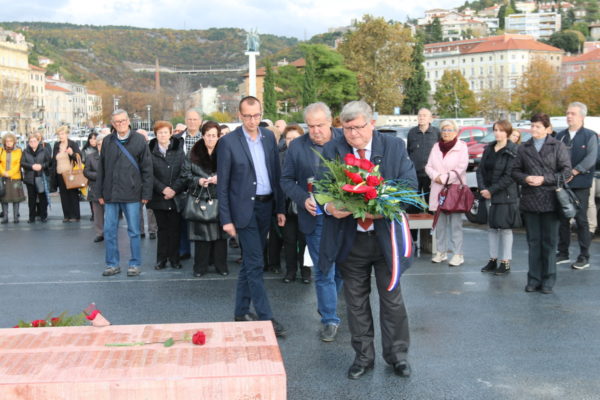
[282,213,307,279]
[235,199,274,320]
[153,209,181,264]
[558,187,591,259]
[338,231,409,367]
[194,239,228,274]
[410,175,432,240]
[57,175,80,219]
[524,212,559,289]
[26,183,47,220]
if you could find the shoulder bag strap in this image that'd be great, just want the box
[113,137,140,173]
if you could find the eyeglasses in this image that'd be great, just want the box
[241,113,262,121]
[204,134,219,139]
[343,122,368,133]
[113,119,129,124]
[441,129,456,133]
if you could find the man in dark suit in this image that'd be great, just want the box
[281,102,343,342]
[217,96,287,336]
[319,100,417,379]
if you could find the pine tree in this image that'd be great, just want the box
[302,53,317,107]
[402,39,430,114]
[430,17,443,42]
[263,59,277,120]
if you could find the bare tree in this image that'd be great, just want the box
[0,78,33,134]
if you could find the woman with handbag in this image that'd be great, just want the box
[476,120,519,275]
[0,133,26,224]
[52,125,82,222]
[280,125,309,284]
[146,121,186,270]
[21,133,51,223]
[182,121,229,277]
[511,113,571,294]
[425,119,469,266]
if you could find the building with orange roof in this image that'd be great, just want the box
[424,34,563,95]
[562,48,600,85]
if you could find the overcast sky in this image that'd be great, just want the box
[2,0,459,39]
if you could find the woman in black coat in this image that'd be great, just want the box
[83,133,107,243]
[146,121,186,270]
[511,113,571,294]
[181,121,229,277]
[476,120,519,275]
[51,125,82,222]
[21,133,51,223]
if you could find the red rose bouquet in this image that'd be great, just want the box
[314,153,426,221]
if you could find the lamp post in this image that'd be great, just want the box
[146,105,152,130]
[113,95,120,111]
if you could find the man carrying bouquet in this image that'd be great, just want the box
[318,100,418,380]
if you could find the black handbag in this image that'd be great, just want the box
[34,175,45,194]
[466,195,487,224]
[556,174,580,219]
[183,185,219,223]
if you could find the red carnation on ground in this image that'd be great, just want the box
[344,170,364,184]
[50,318,61,326]
[366,175,384,187]
[192,331,206,345]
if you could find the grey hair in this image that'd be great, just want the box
[96,133,107,143]
[418,108,432,115]
[303,102,332,122]
[185,109,202,118]
[339,101,373,123]
[439,119,458,132]
[568,102,587,118]
[111,109,129,119]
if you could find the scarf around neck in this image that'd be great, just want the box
[439,137,458,157]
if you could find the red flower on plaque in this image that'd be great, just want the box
[50,317,61,326]
[366,175,384,187]
[192,331,207,345]
[344,170,364,184]
[86,310,100,321]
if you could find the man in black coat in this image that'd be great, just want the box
[555,102,598,270]
[97,109,153,277]
[319,100,417,380]
[406,108,440,204]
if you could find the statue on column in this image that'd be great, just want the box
[246,29,260,52]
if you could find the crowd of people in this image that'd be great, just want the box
[1,97,598,380]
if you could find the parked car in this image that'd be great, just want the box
[378,126,410,142]
[467,128,533,169]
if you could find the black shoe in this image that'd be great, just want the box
[234,313,259,322]
[141,233,146,238]
[347,363,374,380]
[320,324,338,342]
[571,256,590,270]
[13,219,19,224]
[171,263,182,269]
[154,260,167,270]
[149,232,156,240]
[27,219,35,224]
[218,271,229,276]
[540,286,553,294]
[272,266,281,274]
[41,217,47,223]
[271,319,287,337]
[525,285,539,293]
[93,235,104,243]
[393,360,411,377]
[481,259,497,273]
[180,253,191,260]
[282,275,295,283]
[0,219,8,224]
[556,254,570,264]
[302,277,311,284]
[494,261,511,275]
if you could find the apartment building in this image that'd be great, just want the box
[424,34,563,95]
[505,12,562,40]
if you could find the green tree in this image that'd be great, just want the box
[263,59,277,120]
[300,43,358,112]
[426,17,443,43]
[274,64,303,111]
[585,0,600,23]
[402,39,430,114]
[564,9,576,30]
[572,22,590,39]
[546,30,582,53]
[302,53,317,107]
[433,70,477,118]
[338,15,413,114]
[498,5,507,30]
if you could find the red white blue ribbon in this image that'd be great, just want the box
[387,212,412,291]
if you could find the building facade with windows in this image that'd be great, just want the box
[505,12,561,40]
[424,34,563,95]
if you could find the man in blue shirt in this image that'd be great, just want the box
[217,96,287,336]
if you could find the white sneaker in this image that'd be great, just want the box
[432,252,447,263]
[449,254,464,267]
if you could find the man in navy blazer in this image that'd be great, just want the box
[217,96,287,336]
[318,101,417,380]
[281,102,343,343]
